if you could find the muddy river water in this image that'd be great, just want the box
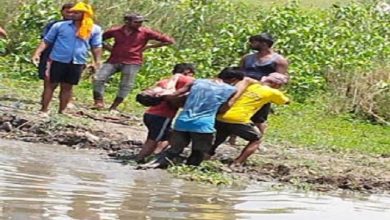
[0,139,389,220]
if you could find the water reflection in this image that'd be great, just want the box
[0,139,389,220]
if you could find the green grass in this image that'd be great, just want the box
[231,0,357,8]
[0,75,143,115]
[1,77,389,156]
[168,161,235,185]
[267,100,390,155]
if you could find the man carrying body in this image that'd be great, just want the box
[144,67,244,168]
[208,72,289,165]
[135,63,196,163]
[32,2,103,115]
[92,13,175,111]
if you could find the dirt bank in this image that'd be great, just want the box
[0,98,389,194]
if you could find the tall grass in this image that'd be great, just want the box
[326,65,390,123]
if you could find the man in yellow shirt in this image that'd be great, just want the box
[208,72,289,165]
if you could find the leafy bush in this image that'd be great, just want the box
[0,0,388,121]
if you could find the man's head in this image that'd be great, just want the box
[69,2,94,21]
[172,63,196,77]
[218,67,245,85]
[124,13,148,29]
[69,2,94,39]
[248,33,275,50]
[261,72,289,89]
[61,3,74,20]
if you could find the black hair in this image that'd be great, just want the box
[172,63,196,75]
[249,32,275,47]
[123,12,142,21]
[218,67,244,81]
[61,3,75,11]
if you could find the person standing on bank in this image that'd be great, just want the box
[31,2,103,116]
[92,13,175,111]
[37,3,74,103]
[228,33,289,144]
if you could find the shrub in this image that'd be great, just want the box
[0,0,388,121]
[326,65,390,124]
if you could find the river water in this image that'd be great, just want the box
[0,139,389,220]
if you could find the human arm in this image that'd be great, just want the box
[218,91,237,114]
[142,29,175,51]
[238,55,247,69]
[270,89,290,105]
[32,22,61,65]
[142,41,173,51]
[226,77,258,107]
[275,56,289,76]
[91,47,103,70]
[101,28,115,52]
[31,41,50,66]
[164,81,193,98]
[90,26,104,70]
[0,26,7,38]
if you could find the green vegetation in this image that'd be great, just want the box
[268,101,390,155]
[1,0,388,122]
[168,161,236,185]
[231,0,357,9]
[0,0,388,159]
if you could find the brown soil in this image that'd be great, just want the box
[0,98,389,194]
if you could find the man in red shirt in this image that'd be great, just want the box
[135,63,195,163]
[92,13,175,111]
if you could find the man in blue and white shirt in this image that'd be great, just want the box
[32,2,102,115]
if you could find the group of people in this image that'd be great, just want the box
[31,2,174,116]
[25,2,290,167]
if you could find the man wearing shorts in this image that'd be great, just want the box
[37,3,74,105]
[229,33,289,144]
[92,13,175,111]
[32,2,102,115]
[135,63,195,163]
[209,72,290,165]
[144,67,245,168]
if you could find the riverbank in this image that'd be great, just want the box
[0,93,389,194]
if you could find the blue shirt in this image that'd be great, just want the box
[44,21,102,64]
[174,79,236,133]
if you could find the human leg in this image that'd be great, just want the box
[58,63,84,113]
[40,82,58,112]
[136,113,172,162]
[154,140,169,154]
[59,83,73,114]
[187,132,214,166]
[251,103,271,135]
[109,64,141,110]
[92,63,118,109]
[41,60,67,113]
[153,130,190,168]
[208,121,231,156]
[230,123,262,165]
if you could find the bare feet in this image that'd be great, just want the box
[38,111,50,118]
[227,136,237,145]
[91,102,105,110]
[67,102,76,109]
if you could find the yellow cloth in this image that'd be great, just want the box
[70,2,94,40]
[217,84,289,124]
